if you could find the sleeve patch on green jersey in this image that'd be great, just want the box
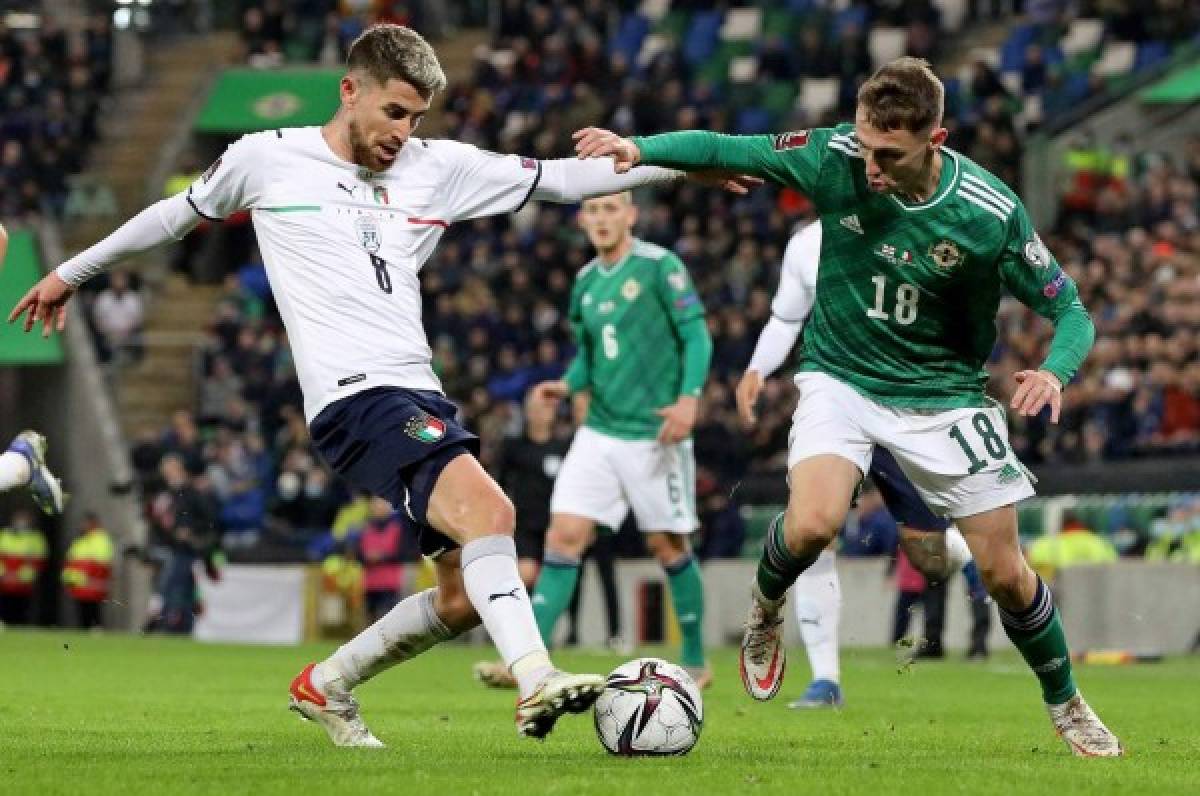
[667,270,687,291]
[772,130,810,150]
[1022,235,1052,269]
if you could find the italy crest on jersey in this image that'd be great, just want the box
[404,412,446,444]
[622,278,641,301]
[355,216,382,254]
[928,239,964,269]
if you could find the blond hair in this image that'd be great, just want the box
[856,57,944,133]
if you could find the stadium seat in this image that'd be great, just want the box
[639,0,671,22]
[1134,41,1171,71]
[637,33,672,69]
[611,14,650,62]
[735,106,774,134]
[868,27,908,71]
[1060,17,1104,58]
[682,10,723,67]
[932,0,967,33]
[1091,41,1136,77]
[761,8,798,39]
[799,77,840,121]
[760,81,799,119]
[728,55,758,84]
[720,8,761,42]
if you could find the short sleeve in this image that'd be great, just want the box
[771,221,821,322]
[998,199,1081,319]
[657,254,705,325]
[187,135,264,220]
[436,141,542,223]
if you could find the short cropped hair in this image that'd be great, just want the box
[347,24,447,98]
[856,57,944,133]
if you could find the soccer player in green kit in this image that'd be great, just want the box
[476,191,714,689]
[574,58,1120,756]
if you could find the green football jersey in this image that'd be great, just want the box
[635,125,1092,410]
[564,239,709,440]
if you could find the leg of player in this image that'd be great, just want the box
[742,454,860,700]
[644,531,710,688]
[1,430,65,514]
[529,513,597,643]
[957,505,1122,757]
[291,551,476,747]
[788,541,843,708]
[423,456,605,739]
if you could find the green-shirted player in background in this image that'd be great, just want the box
[574,58,1121,757]
[474,191,714,690]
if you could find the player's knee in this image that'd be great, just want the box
[646,532,688,565]
[976,554,1027,604]
[783,508,839,550]
[546,521,588,558]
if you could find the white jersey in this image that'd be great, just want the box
[771,220,821,323]
[187,127,543,422]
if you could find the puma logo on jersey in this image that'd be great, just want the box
[488,588,521,603]
[337,182,355,197]
[840,214,863,234]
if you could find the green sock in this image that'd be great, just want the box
[666,555,705,668]
[531,555,580,644]
[1000,578,1077,704]
[755,512,819,602]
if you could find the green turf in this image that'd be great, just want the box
[1,630,1196,795]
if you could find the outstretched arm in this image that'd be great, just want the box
[9,193,200,336]
[573,127,829,193]
[532,157,758,203]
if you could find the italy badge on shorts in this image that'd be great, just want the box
[405,412,446,444]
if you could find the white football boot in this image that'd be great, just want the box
[1048,692,1123,757]
[473,659,517,689]
[514,670,605,739]
[288,663,384,748]
[739,587,787,701]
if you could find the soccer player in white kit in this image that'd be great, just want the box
[7,25,753,746]
[737,221,986,708]
[0,223,65,515]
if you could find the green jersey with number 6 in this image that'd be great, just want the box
[633,125,1093,410]
[563,239,711,440]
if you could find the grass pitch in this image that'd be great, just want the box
[1,630,1196,795]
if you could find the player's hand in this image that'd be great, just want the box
[1011,369,1063,422]
[572,127,641,173]
[656,395,698,445]
[688,170,763,196]
[8,270,75,338]
[531,379,570,406]
[736,370,764,427]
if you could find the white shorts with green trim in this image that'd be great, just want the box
[550,425,697,533]
[786,372,1036,519]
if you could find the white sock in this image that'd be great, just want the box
[0,451,31,492]
[462,535,552,698]
[944,525,972,573]
[319,588,454,690]
[792,550,841,684]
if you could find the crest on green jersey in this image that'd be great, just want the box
[621,278,641,301]
[928,239,964,269]
[1022,234,1051,268]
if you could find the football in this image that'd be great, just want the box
[593,658,704,756]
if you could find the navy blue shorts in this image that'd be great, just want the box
[868,447,949,531]
[310,387,479,557]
